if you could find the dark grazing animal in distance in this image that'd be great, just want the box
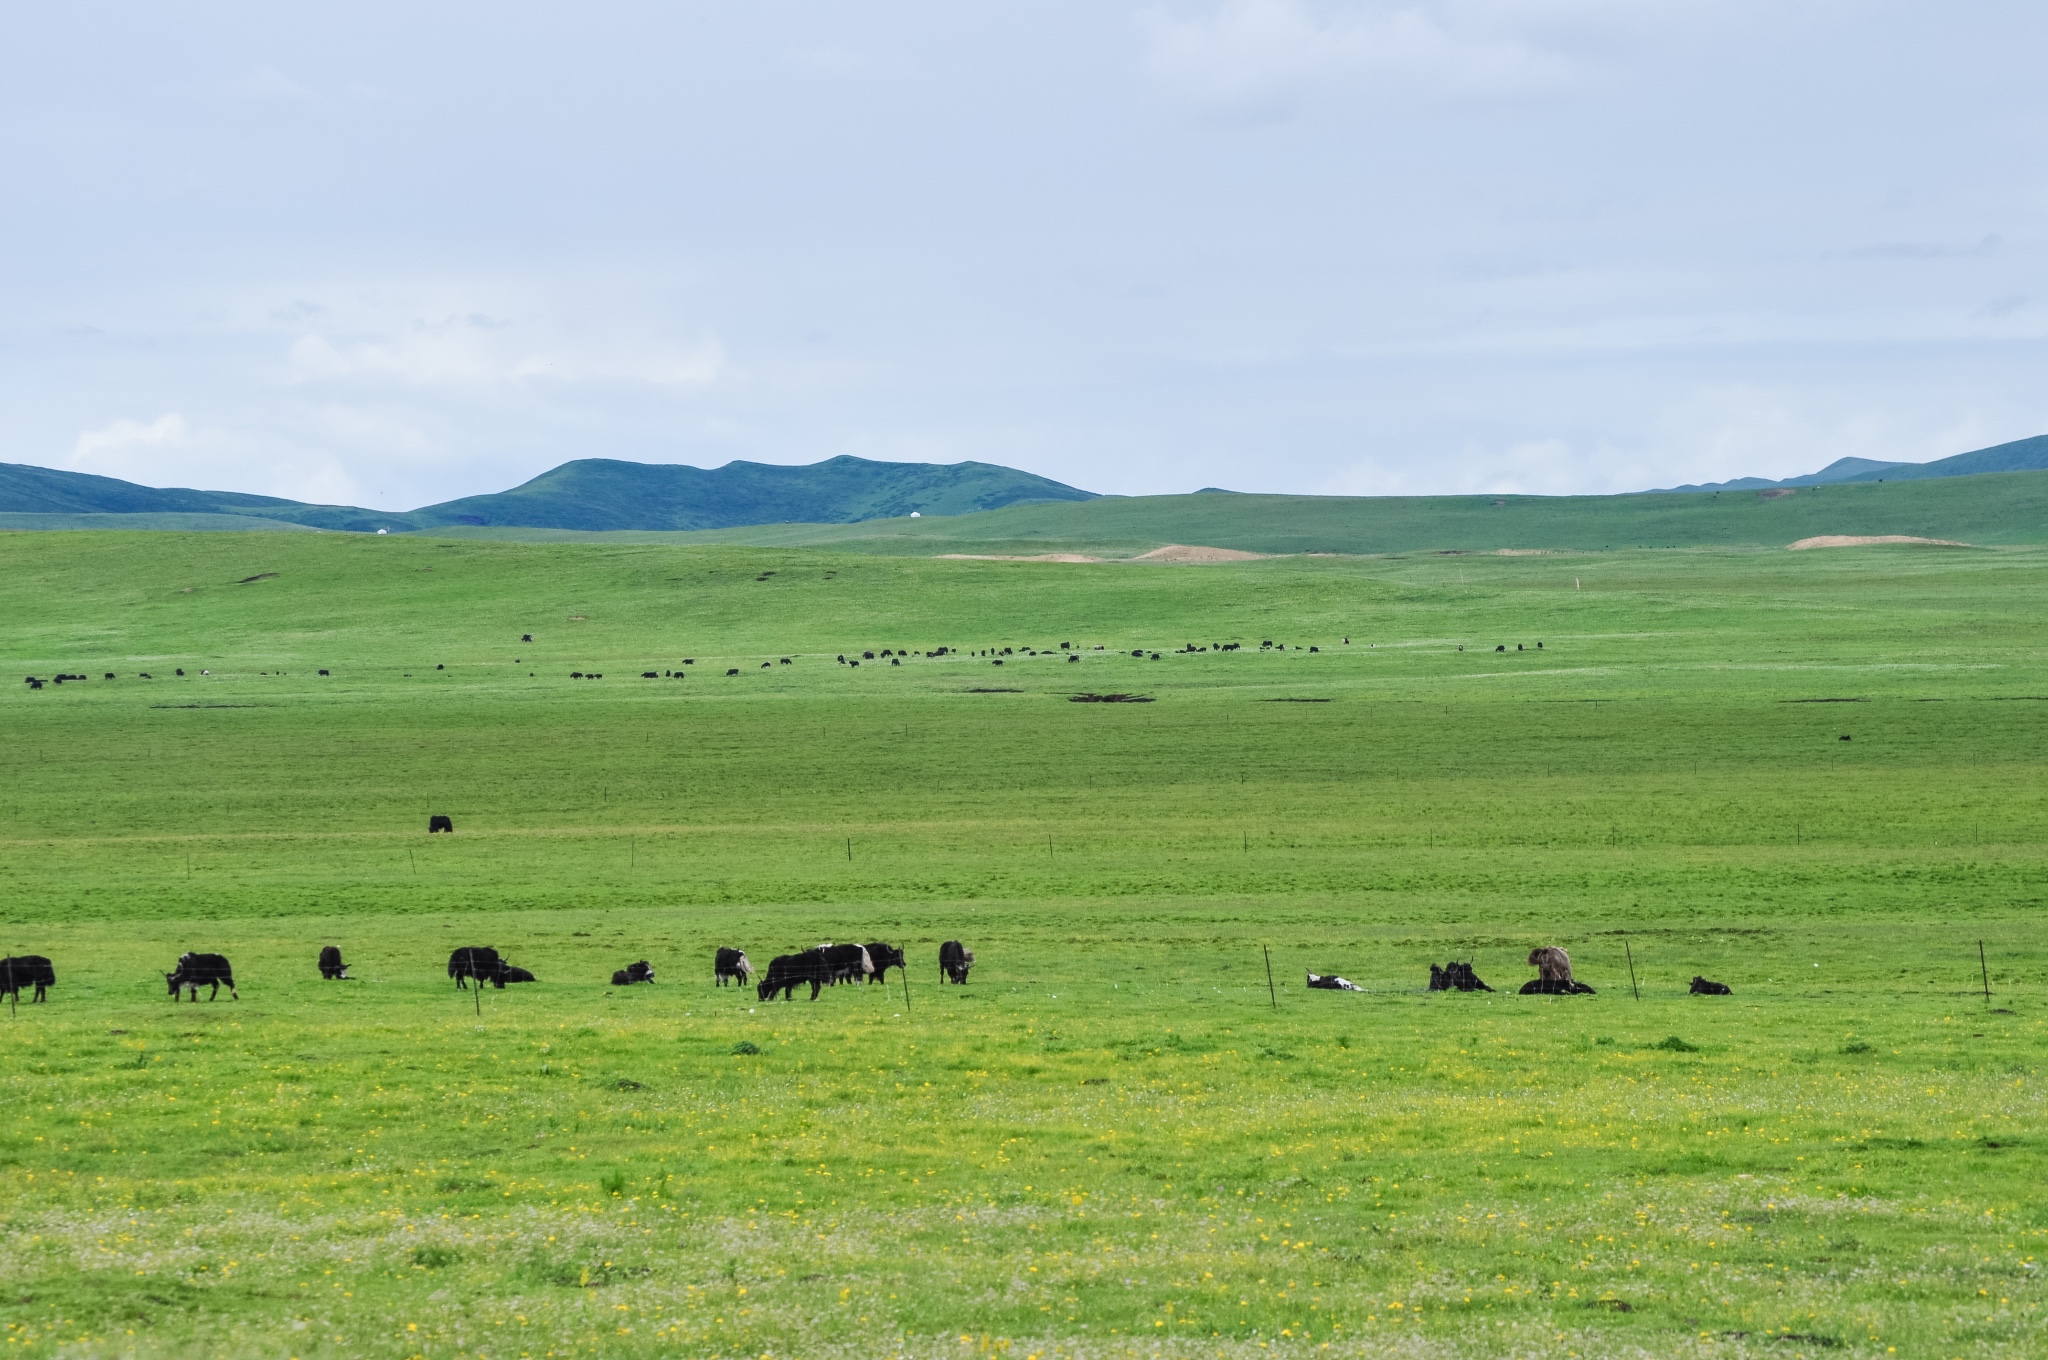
[0,955,55,1004]
[167,952,236,1001]
[428,815,454,833]
[1429,962,1492,992]
[318,946,350,980]
[448,947,499,989]
[1690,975,1733,995]
[714,947,753,987]
[940,940,974,985]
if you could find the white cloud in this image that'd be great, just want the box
[1144,0,1576,112]
[288,313,725,389]
[66,412,191,480]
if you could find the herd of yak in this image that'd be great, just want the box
[0,942,1736,1006]
[0,940,979,1004]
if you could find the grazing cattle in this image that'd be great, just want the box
[493,963,536,986]
[757,950,831,1001]
[819,943,873,985]
[166,952,237,1001]
[318,946,350,980]
[1521,946,1595,995]
[428,815,454,833]
[0,955,55,1004]
[1690,975,1733,995]
[939,940,974,985]
[611,960,655,986]
[714,947,754,986]
[863,942,905,982]
[1429,962,1493,992]
[1305,972,1360,991]
[448,946,500,989]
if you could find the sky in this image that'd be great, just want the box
[2,1,2044,509]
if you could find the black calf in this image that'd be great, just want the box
[1428,962,1493,992]
[1690,975,1732,995]
[939,940,974,985]
[318,946,350,980]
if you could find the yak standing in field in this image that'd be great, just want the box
[939,940,974,985]
[1520,946,1595,995]
[167,952,237,1001]
[0,955,55,1004]
[428,815,454,833]
[714,947,754,987]
[758,950,831,1002]
[318,946,350,980]
[863,942,905,983]
[819,943,873,986]
[448,947,500,989]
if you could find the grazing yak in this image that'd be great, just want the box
[1690,975,1733,995]
[1305,972,1361,991]
[0,955,55,1004]
[758,950,831,1002]
[448,947,500,989]
[611,960,655,986]
[940,940,974,985]
[714,947,754,987]
[863,942,906,983]
[318,946,350,980]
[428,815,454,833]
[1429,962,1493,992]
[1521,946,1596,995]
[167,952,237,1001]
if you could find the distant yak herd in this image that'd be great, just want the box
[0,941,1736,1003]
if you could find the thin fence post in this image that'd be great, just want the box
[1980,940,1991,1002]
[901,964,912,1016]
[1263,946,1277,1010]
[1625,940,1640,1001]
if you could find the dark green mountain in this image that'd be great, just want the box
[0,456,1095,532]
[1653,433,2048,493]
[406,456,1096,531]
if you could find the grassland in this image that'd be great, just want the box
[0,530,2043,1359]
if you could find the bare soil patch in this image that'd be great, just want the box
[1788,535,1972,550]
[1129,544,1267,563]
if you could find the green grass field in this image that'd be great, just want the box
[1,531,2043,1358]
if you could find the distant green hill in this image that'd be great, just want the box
[1655,432,2048,492]
[406,456,1096,530]
[0,455,1095,533]
[430,467,2048,556]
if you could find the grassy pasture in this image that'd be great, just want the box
[0,531,2044,1359]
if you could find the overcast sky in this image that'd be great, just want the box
[2,1,2044,508]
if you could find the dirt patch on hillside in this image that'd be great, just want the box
[935,553,1104,562]
[1787,535,1972,550]
[1130,544,1268,563]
